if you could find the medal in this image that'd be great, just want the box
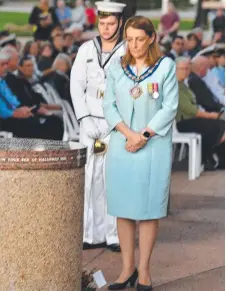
[130,84,143,99]
[152,83,159,99]
[147,83,153,96]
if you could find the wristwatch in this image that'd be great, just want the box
[143,131,151,140]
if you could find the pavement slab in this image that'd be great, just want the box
[82,170,225,291]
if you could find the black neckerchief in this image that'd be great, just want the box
[93,35,125,70]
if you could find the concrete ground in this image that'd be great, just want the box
[82,169,225,291]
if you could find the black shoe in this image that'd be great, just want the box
[106,244,121,252]
[204,154,219,171]
[83,242,106,250]
[137,283,153,291]
[108,268,138,290]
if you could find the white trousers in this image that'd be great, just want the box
[80,118,119,245]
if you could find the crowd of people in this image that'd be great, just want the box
[0,0,225,170]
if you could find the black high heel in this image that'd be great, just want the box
[108,268,138,290]
[137,283,152,291]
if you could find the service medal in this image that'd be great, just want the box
[152,83,159,99]
[130,85,143,99]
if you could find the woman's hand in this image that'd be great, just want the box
[125,131,147,153]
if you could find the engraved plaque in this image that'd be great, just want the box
[0,138,87,170]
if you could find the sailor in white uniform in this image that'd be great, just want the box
[70,0,126,252]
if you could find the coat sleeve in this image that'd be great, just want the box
[188,74,222,112]
[147,59,178,136]
[103,63,123,132]
[70,44,90,121]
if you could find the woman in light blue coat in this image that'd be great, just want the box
[103,16,178,291]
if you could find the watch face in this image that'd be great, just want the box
[143,131,150,138]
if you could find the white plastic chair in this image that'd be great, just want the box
[0,131,13,139]
[172,121,203,180]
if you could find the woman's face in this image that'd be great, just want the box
[42,45,52,57]
[126,27,154,60]
[187,36,197,50]
[217,55,225,67]
[40,0,49,6]
[30,42,39,56]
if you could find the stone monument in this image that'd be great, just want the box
[0,138,86,291]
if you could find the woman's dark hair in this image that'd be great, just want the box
[122,16,161,67]
[19,55,32,66]
[39,41,53,56]
[23,41,39,56]
[187,33,199,44]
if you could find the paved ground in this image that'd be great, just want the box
[82,168,225,291]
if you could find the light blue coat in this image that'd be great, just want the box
[103,56,178,220]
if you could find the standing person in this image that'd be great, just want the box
[158,2,180,41]
[70,0,126,252]
[103,16,178,290]
[213,8,225,43]
[68,0,86,40]
[56,0,72,29]
[29,0,60,41]
[84,0,97,31]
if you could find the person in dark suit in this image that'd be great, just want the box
[188,56,224,113]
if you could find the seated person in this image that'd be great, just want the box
[0,51,63,140]
[51,34,64,60]
[212,47,225,88]
[63,32,79,57]
[197,44,225,105]
[167,35,185,60]
[45,53,72,106]
[38,41,54,71]
[184,33,200,58]
[3,48,61,114]
[188,56,224,113]
[176,57,225,170]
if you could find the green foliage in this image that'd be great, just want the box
[0,11,195,37]
[0,12,29,30]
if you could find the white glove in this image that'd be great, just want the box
[81,117,100,139]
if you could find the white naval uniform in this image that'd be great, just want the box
[70,36,126,245]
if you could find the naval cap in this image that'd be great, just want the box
[95,0,126,16]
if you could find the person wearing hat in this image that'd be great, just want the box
[70,0,126,252]
[197,44,225,105]
[0,33,17,49]
[212,47,225,88]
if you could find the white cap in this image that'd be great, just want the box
[95,1,126,15]
[196,43,225,57]
[0,50,10,61]
[0,33,16,48]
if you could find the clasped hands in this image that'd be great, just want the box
[125,128,153,153]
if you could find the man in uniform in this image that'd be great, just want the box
[70,0,126,252]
